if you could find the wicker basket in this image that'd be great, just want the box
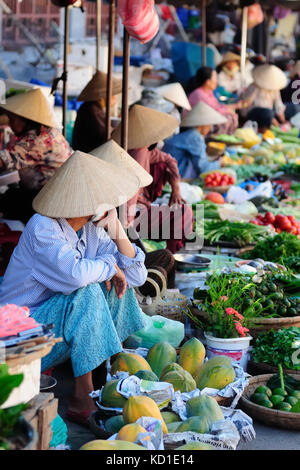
[239,374,300,430]
[247,360,300,377]
[249,316,300,338]
[135,269,188,323]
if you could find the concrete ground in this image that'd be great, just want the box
[50,361,300,451]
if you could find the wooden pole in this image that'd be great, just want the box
[105,0,115,141]
[240,6,248,89]
[202,0,207,66]
[121,28,130,152]
[62,5,70,138]
[96,0,101,70]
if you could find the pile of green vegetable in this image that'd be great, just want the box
[204,219,269,247]
[280,162,300,177]
[241,232,300,272]
[252,327,300,370]
[271,126,300,145]
[250,366,300,412]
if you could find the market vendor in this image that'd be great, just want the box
[240,64,288,131]
[186,66,240,134]
[156,82,192,130]
[111,104,194,254]
[0,148,148,426]
[217,51,243,94]
[72,70,122,153]
[0,88,71,224]
[162,102,227,179]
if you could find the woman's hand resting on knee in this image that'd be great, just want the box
[105,265,127,299]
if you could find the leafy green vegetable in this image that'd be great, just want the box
[240,232,300,266]
[204,219,269,247]
[252,328,300,370]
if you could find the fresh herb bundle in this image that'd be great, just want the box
[252,328,300,370]
[204,219,269,246]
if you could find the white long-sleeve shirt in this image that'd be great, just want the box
[0,214,147,312]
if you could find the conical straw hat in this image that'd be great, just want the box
[77,70,122,101]
[32,150,140,218]
[90,140,153,188]
[181,102,227,128]
[219,51,241,67]
[111,104,179,150]
[156,83,191,110]
[0,88,59,128]
[253,64,288,91]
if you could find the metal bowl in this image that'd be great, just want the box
[174,254,211,269]
[40,374,57,391]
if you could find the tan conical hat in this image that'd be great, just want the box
[219,51,241,67]
[0,88,59,128]
[253,64,288,91]
[77,70,122,101]
[111,104,179,150]
[90,140,153,188]
[181,102,227,128]
[32,150,140,218]
[156,82,191,110]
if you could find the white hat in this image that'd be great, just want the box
[111,104,179,150]
[156,82,191,111]
[253,64,288,91]
[180,102,227,128]
[90,140,153,188]
[33,150,140,218]
[0,88,59,128]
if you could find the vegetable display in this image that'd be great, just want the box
[204,172,235,188]
[250,212,300,235]
[252,328,300,370]
[204,219,269,246]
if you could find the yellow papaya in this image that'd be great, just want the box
[111,352,152,376]
[123,395,168,434]
[160,362,183,380]
[161,411,181,424]
[147,342,177,378]
[116,423,149,443]
[178,338,205,377]
[80,440,146,450]
[195,356,235,390]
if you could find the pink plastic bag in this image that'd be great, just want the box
[0,304,39,338]
[117,0,159,44]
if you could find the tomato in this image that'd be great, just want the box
[276,228,282,233]
[275,214,285,226]
[279,217,292,232]
[287,215,296,224]
[264,212,275,224]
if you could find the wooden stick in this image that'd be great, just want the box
[121,29,130,152]
[202,0,207,66]
[106,0,115,141]
[96,0,101,71]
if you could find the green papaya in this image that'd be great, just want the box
[167,421,182,433]
[161,411,181,424]
[135,370,159,382]
[186,395,224,425]
[160,363,183,380]
[177,416,210,434]
[101,380,127,408]
[104,415,125,434]
[161,369,197,393]
[195,356,235,391]
[147,342,177,378]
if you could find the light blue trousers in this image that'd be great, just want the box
[31,283,147,377]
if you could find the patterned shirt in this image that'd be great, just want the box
[0,126,72,190]
[0,214,147,311]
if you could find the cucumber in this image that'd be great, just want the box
[270,395,284,406]
[255,386,272,397]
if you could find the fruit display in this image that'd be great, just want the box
[178,337,206,376]
[195,356,236,391]
[250,212,300,235]
[186,395,224,424]
[111,352,152,375]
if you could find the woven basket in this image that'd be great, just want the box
[135,269,188,323]
[249,316,300,338]
[239,374,300,430]
[247,360,300,377]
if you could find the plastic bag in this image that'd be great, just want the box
[179,182,203,204]
[123,314,185,349]
[117,0,159,44]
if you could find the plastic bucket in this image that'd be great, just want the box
[204,333,252,371]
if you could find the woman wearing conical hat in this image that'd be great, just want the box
[240,64,288,130]
[72,70,122,153]
[217,52,245,95]
[111,104,194,254]
[0,88,71,224]
[0,148,147,426]
[163,102,227,179]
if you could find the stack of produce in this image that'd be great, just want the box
[250,212,300,235]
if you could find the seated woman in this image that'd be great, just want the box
[72,70,122,153]
[111,104,194,254]
[0,149,147,426]
[241,64,288,131]
[0,88,71,224]
[186,66,240,134]
[163,102,227,179]
[217,51,243,95]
